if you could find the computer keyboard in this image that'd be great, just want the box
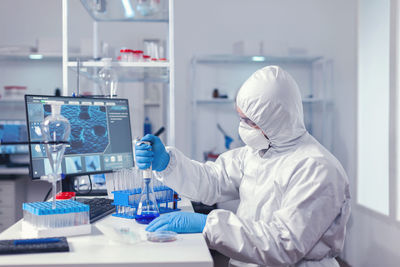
[76,198,115,223]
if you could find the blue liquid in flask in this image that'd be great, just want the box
[136,211,159,224]
[136,161,160,225]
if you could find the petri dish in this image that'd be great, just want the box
[147,231,177,243]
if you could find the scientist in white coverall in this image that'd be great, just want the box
[135,66,351,267]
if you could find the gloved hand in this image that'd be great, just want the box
[146,212,208,233]
[135,134,170,172]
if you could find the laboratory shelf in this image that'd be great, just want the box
[193,54,323,65]
[0,53,90,62]
[195,99,234,104]
[70,66,169,83]
[302,97,323,103]
[64,0,175,146]
[0,100,25,105]
[80,0,169,22]
[0,167,29,175]
[194,97,322,104]
[68,61,170,68]
[144,100,161,106]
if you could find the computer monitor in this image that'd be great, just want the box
[0,120,29,166]
[25,95,134,182]
[0,120,29,155]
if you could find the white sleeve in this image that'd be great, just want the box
[154,147,244,205]
[202,159,349,266]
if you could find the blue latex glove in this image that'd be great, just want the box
[224,135,233,149]
[146,212,207,233]
[135,134,170,172]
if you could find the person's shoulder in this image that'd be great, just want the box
[287,136,336,163]
[217,146,249,161]
[284,140,347,181]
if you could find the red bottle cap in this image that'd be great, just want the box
[55,191,76,200]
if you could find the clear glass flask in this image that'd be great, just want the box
[136,174,160,224]
[135,142,160,224]
[41,104,70,209]
[98,58,118,98]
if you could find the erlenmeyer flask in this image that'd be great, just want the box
[136,170,160,224]
[98,58,118,98]
[41,104,70,209]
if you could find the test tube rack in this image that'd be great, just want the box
[112,185,181,219]
[21,200,91,238]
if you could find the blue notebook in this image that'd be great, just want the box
[0,237,69,255]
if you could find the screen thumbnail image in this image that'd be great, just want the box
[65,156,83,174]
[27,103,44,121]
[85,155,101,172]
[29,122,43,140]
[31,144,46,157]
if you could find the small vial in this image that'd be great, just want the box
[120,49,129,62]
[132,50,143,62]
[143,55,151,62]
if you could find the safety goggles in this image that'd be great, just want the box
[239,116,258,128]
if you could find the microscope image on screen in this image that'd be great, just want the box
[43,105,109,155]
[26,95,134,179]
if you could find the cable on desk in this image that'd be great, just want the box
[73,175,92,195]
[43,187,52,202]
[44,174,93,200]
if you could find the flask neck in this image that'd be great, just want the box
[52,104,61,115]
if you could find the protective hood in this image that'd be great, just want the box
[236,65,306,149]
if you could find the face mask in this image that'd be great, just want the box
[238,121,271,150]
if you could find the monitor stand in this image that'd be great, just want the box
[62,175,107,196]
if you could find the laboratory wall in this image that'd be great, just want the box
[173,0,357,189]
[345,0,400,267]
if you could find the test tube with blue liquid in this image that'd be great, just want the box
[135,141,160,224]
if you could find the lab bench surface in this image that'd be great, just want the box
[0,198,213,267]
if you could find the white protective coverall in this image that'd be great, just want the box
[155,66,351,267]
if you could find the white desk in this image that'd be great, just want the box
[0,198,213,267]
